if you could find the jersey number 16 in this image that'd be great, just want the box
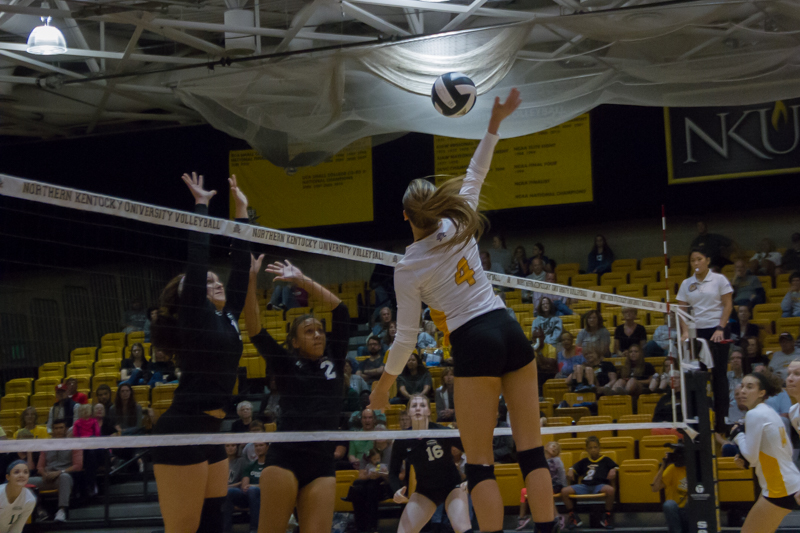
[426,444,444,461]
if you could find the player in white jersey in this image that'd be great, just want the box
[369,89,556,533]
[1,460,37,533]
[732,372,800,533]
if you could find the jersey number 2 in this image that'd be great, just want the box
[320,361,336,380]
[455,257,476,286]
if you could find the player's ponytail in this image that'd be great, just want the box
[402,178,487,250]
[150,274,184,358]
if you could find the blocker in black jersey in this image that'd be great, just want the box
[250,303,350,483]
[389,422,464,505]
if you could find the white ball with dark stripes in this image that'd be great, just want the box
[431,72,476,117]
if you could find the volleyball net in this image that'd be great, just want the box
[0,172,695,456]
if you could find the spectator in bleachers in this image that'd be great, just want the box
[416,320,438,350]
[122,298,148,334]
[231,401,254,433]
[225,443,246,491]
[569,349,617,394]
[644,315,677,359]
[435,366,456,422]
[119,343,150,386]
[533,297,563,347]
[651,443,687,533]
[780,233,800,273]
[223,440,266,533]
[556,331,585,379]
[29,419,82,523]
[64,377,88,405]
[346,428,393,533]
[109,384,142,436]
[241,420,265,462]
[487,234,512,274]
[690,220,735,268]
[267,279,306,311]
[510,246,529,277]
[725,305,760,346]
[7,430,37,474]
[576,310,611,357]
[743,336,770,373]
[527,272,572,314]
[348,408,377,469]
[93,385,115,436]
[518,441,565,530]
[480,251,505,275]
[768,333,800,383]
[382,321,397,352]
[72,404,100,500]
[343,359,370,397]
[372,306,394,337]
[727,349,745,422]
[399,411,412,430]
[561,436,617,529]
[93,403,114,436]
[612,344,656,396]
[143,306,158,343]
[391,351,432,405]
[15,407,48,439]
[260,376,281,424]
[731,260,765,308]
[72,404,99,438]
[369,263,396,321]
[587,235,614,275]
[357,335,385,385]
[493,401,515,464]
[529,242,554,272]
[613,307,647,357]
[780,272,800,318]
[526,257,547,283]
[749,238,782,277]
[649,360,672,393]
[47,383,77,434]
[148,347,178,387]
[651,371,683,424]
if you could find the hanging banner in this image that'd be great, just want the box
[665,99,800,184]
[433,114,592,210]
[229,138,373,229]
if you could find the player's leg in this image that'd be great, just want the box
[295,476,336,533]
[197,458,229,533]
[502,361,555,526]
[454,375,503,531]
[398,492,438,533]
[741,496,791,533]
[258,466,299,533]
[444,486,473,533]
[154,462,209,533]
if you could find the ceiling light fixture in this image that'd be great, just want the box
[27,9,67,56]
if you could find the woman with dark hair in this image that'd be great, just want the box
[555,331,584,380]
[488,234,512,274]
[742,335,770,374]
[109,384,142,435]
[383,321,398,352]
[731,371,800,532]
[587,235,613,274]
[243,255,349,533]
[613,308,647,357]
[15,407,48,439]
[435,366,456,422]
[611,344,655,396]
[119,342,150,385]
[529,242,552,273]
[391,351,432,405]
[149,172,251,533]
[576,310,610,357]
[0,460,37,533]
[509,246,529,277]
[676,247,733,432]
[532,297,563,347]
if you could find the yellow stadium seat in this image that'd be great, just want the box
[645,357,667,371]
[749,318,773,336]
[571,274,599,289]
[314,311,333,332]
[340,295,359,319]
[563,392,596,406]
[242,344,258,357]
[576,416,613,439]
[619,459,661,503]
[600,437,635,463]
[556,264,580,285]
[334,470,359,512]
[776,317,800,338]
[101,332,126,349]
[776,273,794,289]
[39,362,65,379]
[1,395,29,412]
[70,347,97,363]
[92,374,119,392]
[758,275,773,290]
[586,285,614,296]
[152,383,178,404]
[131,385,150,402]
[94,360,120,376]
[496,464,525,507]
[616,284,645,298]
[151,400,172,422]
[30,392,55,409]
[630,270,658,285]
[767,287,788,304]
[267,327,287,344]
[34,377,61,395]
[570,301,596,314]
[639,435,678,461]
[721,264,735,280]
[640,257,664,271]
[543,380,569,405]
[646,283,670,301]
[717,457,756,502]
[598,396,633,420]
[555,263,581,276]
[611,259,638,273]
[558,437,589,457]
[72,376,91,392]
[242,356,266,379]
[753,303,782,322]
[34,407,50,421]
[66,362,93,377]
[600,272,628,289]
[98,346,123,362]
[554,407,591,423]
[670,254,689,265]
[5,379,33,396]
[545,416,573,441]
[127,331,145,345]
[0,412,20,435]
[539,399,554,418]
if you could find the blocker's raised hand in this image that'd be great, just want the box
[229,174,248,218]
[181,172,216,205]
[265,260,305,285]
[488,88,522,134]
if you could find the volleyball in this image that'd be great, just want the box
[431,72,477,117]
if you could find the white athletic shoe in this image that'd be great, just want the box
[54,509,67,522]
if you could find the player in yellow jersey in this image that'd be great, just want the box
[732,371,800,532]
[370,88,556,533]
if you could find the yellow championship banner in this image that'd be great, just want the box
[229,138,373,229]
[434,114,592,209]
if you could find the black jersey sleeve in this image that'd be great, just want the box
[251,328,293,379]
[223,218,251,319]
[388,437,409,493]
[328,303,351,363]
[180,204,212,323]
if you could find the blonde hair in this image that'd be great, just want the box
[78,403,93,419]
[402,178,487,250]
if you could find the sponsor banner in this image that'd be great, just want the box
[666,99,800,183]
[434,114,593,209]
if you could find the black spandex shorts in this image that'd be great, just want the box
[151,406,226,466]
[264,442,335,489]
[765,493,799,510]
[416,476,463,506]
[449,309,534,378]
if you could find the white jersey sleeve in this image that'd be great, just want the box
[459,133,500,210]
[790,403,800,437]
[386,266,423,376]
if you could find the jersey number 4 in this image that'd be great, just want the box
[425,444,444,461]
[320,361,337,380]
[455,257,476,286]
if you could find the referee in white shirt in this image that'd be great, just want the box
[676,248,733,432]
